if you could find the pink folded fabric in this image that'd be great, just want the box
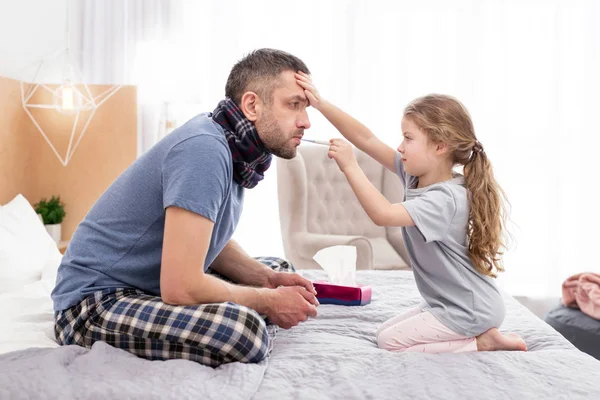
[561,272,600,320]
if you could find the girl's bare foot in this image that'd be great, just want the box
[476,328,528,351]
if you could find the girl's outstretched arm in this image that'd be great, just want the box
[328,139,415,228]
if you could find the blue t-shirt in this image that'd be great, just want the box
[51,113,244,311]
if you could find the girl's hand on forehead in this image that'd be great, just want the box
[295,71,322,109]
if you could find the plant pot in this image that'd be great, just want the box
[45,223,62,244]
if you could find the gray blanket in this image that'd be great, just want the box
[1,270,599,400]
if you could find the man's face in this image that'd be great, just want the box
[254,70,311,159]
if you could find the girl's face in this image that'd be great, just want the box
[397,117,440,177]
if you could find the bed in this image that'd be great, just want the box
[1,269,600,399]
[2,195,600,399]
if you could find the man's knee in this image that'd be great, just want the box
[255,256,295,273]
[223,303,271,363]
[274,257,295,273]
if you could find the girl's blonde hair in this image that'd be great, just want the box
[404,94,508,278]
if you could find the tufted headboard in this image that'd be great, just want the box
[277,144,410,270]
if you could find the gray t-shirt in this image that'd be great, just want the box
[395,152,505,336]
[51,113,244,311]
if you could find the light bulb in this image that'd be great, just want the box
[61,85,74,110]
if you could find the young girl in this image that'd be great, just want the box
[295,72,527,353]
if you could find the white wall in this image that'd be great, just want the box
[0,0,67,81]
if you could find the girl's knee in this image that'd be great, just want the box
[376,330,407,352]
[375,323,390,339]
[377,333,391,351]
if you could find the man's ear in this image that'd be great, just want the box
[239,91,262,122]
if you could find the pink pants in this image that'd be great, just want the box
[376,307,477,353]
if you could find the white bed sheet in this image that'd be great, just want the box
[0,279,59,355]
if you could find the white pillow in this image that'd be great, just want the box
[0,194,62,293]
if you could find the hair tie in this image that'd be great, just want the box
[472,141,484,154]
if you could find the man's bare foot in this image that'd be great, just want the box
[476,328,528,351]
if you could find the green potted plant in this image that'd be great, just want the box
[34,195,66,243]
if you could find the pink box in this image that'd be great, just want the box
[313,281,372,306]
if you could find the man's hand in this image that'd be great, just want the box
[262,286,319,329]
[267,271,317,296]
[295,71,323,109]
[328,138,359,173]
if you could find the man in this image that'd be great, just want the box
[51,49,319,367]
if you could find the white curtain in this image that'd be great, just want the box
[72,0,600,297]
[70,0,182,155]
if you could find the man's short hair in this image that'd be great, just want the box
[225,48,310,106]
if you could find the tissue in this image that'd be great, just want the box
[312,245,357,286]
[312,245,372,306]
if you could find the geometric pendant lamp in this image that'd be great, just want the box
[20,49,122,166]
[20,2,121,166]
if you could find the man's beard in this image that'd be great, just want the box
[255,111,301,160]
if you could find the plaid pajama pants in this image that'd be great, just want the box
[55,257,294,367]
